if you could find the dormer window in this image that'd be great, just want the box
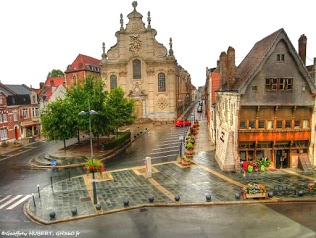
[277,54,285,62]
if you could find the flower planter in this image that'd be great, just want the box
[181,159,190,166]
[242,192,267,199]
[185,150,194,156]
[242,183,267,200]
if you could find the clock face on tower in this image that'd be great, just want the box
[132,23,139,31]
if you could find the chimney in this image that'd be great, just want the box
[298,34,307,65]
[226,46,236,88]
[219,51,227,89]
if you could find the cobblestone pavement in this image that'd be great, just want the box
[25,119,316,224]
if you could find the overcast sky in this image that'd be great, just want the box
[1,0,315,89]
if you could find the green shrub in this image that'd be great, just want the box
[102,132,131,150]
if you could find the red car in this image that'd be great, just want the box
[175,120,191,127]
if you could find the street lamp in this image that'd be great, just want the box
[79,100,98,204]
[178,99,185,157]
[178,99,186,135]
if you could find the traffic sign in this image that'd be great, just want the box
[51,160,57,166]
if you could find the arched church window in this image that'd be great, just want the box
[110,75,117,89]
[158,73,166,92]
[133,59,141,79]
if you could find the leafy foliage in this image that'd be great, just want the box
[41,76,135,148]
[47,69,64,78]
[41,98,77,147]
[105,87,135,133]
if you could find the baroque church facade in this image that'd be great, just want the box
[100,2,192,122]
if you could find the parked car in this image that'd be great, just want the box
[197,106,202,113]
[175,120,191,127]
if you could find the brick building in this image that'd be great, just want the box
[64,54,101,89]
[0,84,40,142]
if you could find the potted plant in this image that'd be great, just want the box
[84,159,105,177]
[181,156,194,166]
[308,182,316,193]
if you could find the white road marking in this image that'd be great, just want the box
[0,195,22,209]
[6,195,32,210]
[0,195,12,203]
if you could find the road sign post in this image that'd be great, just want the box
[51,160,56,166]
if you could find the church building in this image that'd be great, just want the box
[100,2,192,122]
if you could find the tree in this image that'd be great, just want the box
[47,69,64,78]
[105,87,135,134]
[41,98,77,148]
[67,76,110,145]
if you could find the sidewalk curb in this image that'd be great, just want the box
[24,196,316,225]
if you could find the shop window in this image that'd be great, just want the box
[240,151,246,161]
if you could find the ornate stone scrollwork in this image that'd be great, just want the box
[157,97,168,110]
[129,35,142,56]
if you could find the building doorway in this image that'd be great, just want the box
[134,100,143,118]
[14,126,19,140]
[275,149,288,168]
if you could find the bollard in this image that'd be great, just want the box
[123,199,129,206]
[49,211,56,219]
[235,193,241,199]
[96,204,102,210]
[68,169,70,181]
[50,176,53,189]
[37,184,41,198]
[206,194,211,201]
[148,195,154,203]
[298,190,304,196]
[174,195,180,201]
[71,207,77,216]
[32,193,36,207]
[268,192,274,198]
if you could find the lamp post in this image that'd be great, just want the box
[178,99,185,157]
[79,100,98,204]
[178,99,185,128]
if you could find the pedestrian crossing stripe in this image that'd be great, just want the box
[6,195,32,210]
[0,195,31,210]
